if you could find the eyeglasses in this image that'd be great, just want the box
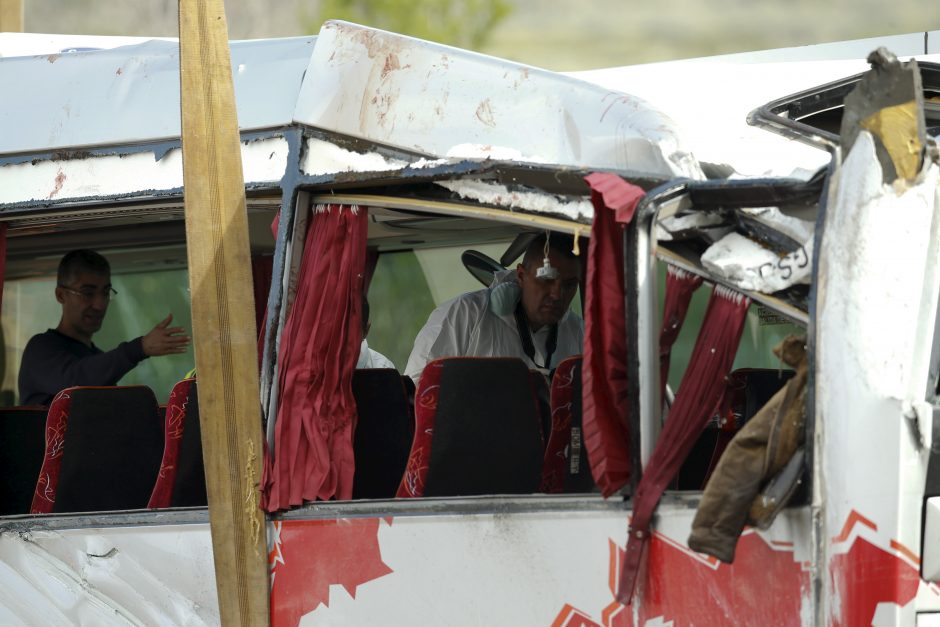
[58,285,118,302]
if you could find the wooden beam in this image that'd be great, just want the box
[0,0,24,32]
[177,1,270,625]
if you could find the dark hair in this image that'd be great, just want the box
[521,232,579,269]
[361,294,370,334]
[57,250,110,286]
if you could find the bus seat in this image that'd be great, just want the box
[396,357,544,498]
[675,368,796,490]
[351,369,416,499]
[30,386,164,514]
[530,369,551,451]
[541,356,594,494]
[0,406,50,515]
[149,378,207,508]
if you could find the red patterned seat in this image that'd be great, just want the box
[0,406,49,515]
[396,357,544,498]
[148,378,207,508]
[30,386,164,514]
[540,355,594,493]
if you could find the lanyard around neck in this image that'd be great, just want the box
[513,301,558,370]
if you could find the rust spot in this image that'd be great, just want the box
[46,54,61,64]
[116,67,123,76]
[48,169,66,199]
[381,53,400,80]
[475,99,496,128]
[352,29,382,58]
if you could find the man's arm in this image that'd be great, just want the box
[19,334,149,404]
[141,313,191,356]
[18,315,191,405]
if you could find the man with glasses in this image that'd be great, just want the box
[18,249,191,405]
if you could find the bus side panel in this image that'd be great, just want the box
[0,523,218,626]
[816,135,940,625]
[270,506,811,626]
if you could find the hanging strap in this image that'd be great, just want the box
[513,302,558,370]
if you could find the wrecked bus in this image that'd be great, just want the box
[1,19,940,626]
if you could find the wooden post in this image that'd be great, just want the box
[177,1,270,625]
[0,0,24,32]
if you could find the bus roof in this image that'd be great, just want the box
[0,21,700,181]
[572,30,940,178]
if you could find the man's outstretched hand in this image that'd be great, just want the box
[142,313,192,357]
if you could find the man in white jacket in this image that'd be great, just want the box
[405,233,583,384]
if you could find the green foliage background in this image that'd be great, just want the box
[23,0,939,71]
[311,0,512,49]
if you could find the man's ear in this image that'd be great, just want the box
[54,286,65,305]
[516,263,526,283]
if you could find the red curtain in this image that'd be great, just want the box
[582,173,645,497]
[658,265,704,404]
[618,286,750,603]
[261,203,367,511]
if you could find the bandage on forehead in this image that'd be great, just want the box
[535,230,559,280]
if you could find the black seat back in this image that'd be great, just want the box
[0,407,48,515]
[675,368,795,490]
[423,358,543,497]
[530,369,551,448]
[53,386,164,513]
[171,380,207,507]
[351,369,415,499]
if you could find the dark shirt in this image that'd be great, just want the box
[18,329,148,406]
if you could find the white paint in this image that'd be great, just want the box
[815,130,940,624]
[821,132,939,398]
[0,524,219,626]
[296,503,812,626]
[0,37,314,155]
[0,33,165,58]
[444,143,550,164]
[435,179,594,221]
[294,21,703,179]
[0,137,288,205]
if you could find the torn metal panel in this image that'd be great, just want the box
[840,48,926,183]
[296,138,667,223]
[0,37,315,155]
[293,21,703,179]
[651,175,824,315]
[0,523,218,626]
[0,136,288,208]
[815,129,940,625]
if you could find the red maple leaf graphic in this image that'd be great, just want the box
[270,517,393,626]
[553,531,808,627]
[828,535,920,627]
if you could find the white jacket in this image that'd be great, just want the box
[404,282,583,384]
